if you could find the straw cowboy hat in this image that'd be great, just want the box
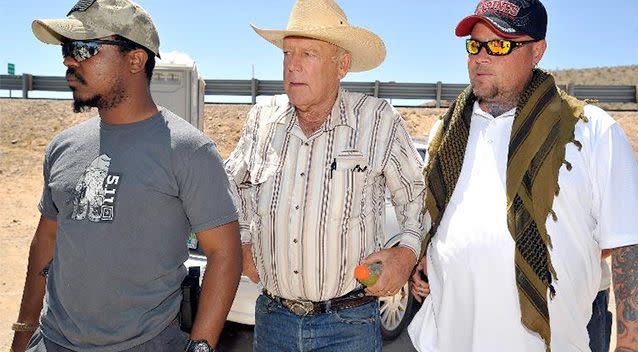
[252,0,386,72]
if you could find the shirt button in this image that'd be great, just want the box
[295,205,300,210]
[300,172,305,177]
[304,142,309,146]
[293,239,298,243]
[294,270,299,274]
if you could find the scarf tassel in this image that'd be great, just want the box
[547,260,558,300]
[580,113,589,123]
[548,209,558,222]
[562,160,572,171]
[570,139,583,151]
[546,235,554,250]
[543,263,558,300]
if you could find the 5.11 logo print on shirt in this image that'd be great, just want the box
[71,154,121,222]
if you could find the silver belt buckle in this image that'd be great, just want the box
[286,300,314,316]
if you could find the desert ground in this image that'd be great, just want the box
[1,98,636,350]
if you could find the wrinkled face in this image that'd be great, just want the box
[282,36,350,111]
[62,36,129,113]
[468,22,546,107]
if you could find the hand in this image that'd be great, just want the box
[241,243,260,283]
[361,246,417,297]
[411,257,430,303]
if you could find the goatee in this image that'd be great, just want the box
[73,95,101,113]
[71,78,127,114]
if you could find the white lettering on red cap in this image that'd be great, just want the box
[476,0,520,18]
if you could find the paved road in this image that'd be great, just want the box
[217,321,418,351]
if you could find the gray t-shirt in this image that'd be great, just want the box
[38,109,238,351]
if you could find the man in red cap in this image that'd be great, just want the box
[409,0,638,351]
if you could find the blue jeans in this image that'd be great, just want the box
[253,294,382,352]
[587,289,612,352]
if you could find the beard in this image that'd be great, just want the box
[72,94,101,113]
[71,76,127,113]
[472,84,499,102]
[471,80,519,117]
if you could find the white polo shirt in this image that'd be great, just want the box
[409,102,638,351]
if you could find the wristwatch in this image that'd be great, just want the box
[185,339,215,352]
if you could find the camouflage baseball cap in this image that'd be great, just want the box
[32,0,160,57]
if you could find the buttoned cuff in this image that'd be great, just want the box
[239,224,252,244]
[398,232,421,265]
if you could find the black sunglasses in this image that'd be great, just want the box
[62,39,133,62]
[466,38,540,56]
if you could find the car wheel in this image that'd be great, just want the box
[379,280,418,340]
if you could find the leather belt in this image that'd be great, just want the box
[263,288,375,316]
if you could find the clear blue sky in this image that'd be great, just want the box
[1,0,637,99]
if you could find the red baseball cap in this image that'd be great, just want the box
[456,0,547,39]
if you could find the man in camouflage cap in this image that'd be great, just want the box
[11,1,241,351]
[32,0,161,59]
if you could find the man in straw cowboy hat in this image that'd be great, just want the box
[408,0,638,351]
[225,0,425,350]
[11,1,241,351]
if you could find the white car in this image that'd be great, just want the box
[185,139,427,340]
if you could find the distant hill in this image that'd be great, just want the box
[549,65,638,85]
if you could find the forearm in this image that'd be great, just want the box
[12,217,57,351]
[386,130,426,258]
[396,196,426,260]
[612,244,638,351]
[190,241,242,346]
[235,186,255,244]
[17,228,56,322]
[224,123,257,245]
[225,177,254,244]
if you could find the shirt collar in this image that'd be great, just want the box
[263,96,296,126]
[324,88,356,131]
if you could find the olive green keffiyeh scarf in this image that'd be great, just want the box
[422,69,586,351]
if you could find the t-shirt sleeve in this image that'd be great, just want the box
[38,145,58,219]
[590,111,638,249]
[176,142,239,234]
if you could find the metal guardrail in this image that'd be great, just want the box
[1,74,637,107]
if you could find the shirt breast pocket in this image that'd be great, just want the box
[329,151,371,220]
[334,154,368,173]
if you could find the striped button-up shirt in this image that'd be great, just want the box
[225,89,425,301]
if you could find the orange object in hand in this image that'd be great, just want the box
[354,262,382,287]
